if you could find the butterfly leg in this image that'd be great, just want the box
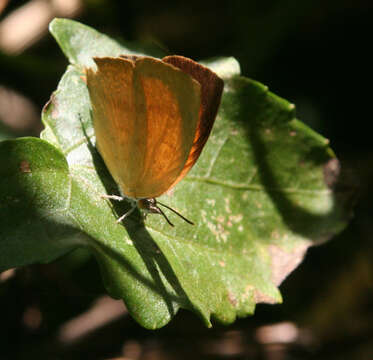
[116,204,137,223]
[100,194,124,201]
[101,194,138,223]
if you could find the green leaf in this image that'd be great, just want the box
[0,138,79,269]
[0,18,353,329]
[49,18,165,68]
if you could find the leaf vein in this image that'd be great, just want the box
[205,133,230,177]
[185,176,331,195]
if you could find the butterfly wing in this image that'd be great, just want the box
[162,56,224,188]
[86,57,140,197]
[86,56,201,199]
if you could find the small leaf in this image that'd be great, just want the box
[49,18,165,68]
[0,19,354,329]
[0,138,78,269]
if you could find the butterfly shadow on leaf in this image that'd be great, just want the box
[80,115,194,319]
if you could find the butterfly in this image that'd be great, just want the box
[85,55,224,226]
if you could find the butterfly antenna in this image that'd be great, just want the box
[156,205,174,227]
[157,201,194,225]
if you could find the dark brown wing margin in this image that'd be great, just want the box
[163,55,224,187]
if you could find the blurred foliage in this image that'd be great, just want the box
[1,0,372,359]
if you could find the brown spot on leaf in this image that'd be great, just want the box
[42,98,51,115]
[228,292,238,307]
[323,158,340,189]
[19,160,31,173]
[254,290,278,304]
[42,93,59,119]
[268,243,310,286]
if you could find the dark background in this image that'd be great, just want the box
[1,1,372,359]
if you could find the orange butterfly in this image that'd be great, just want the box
[86,55,223,226]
